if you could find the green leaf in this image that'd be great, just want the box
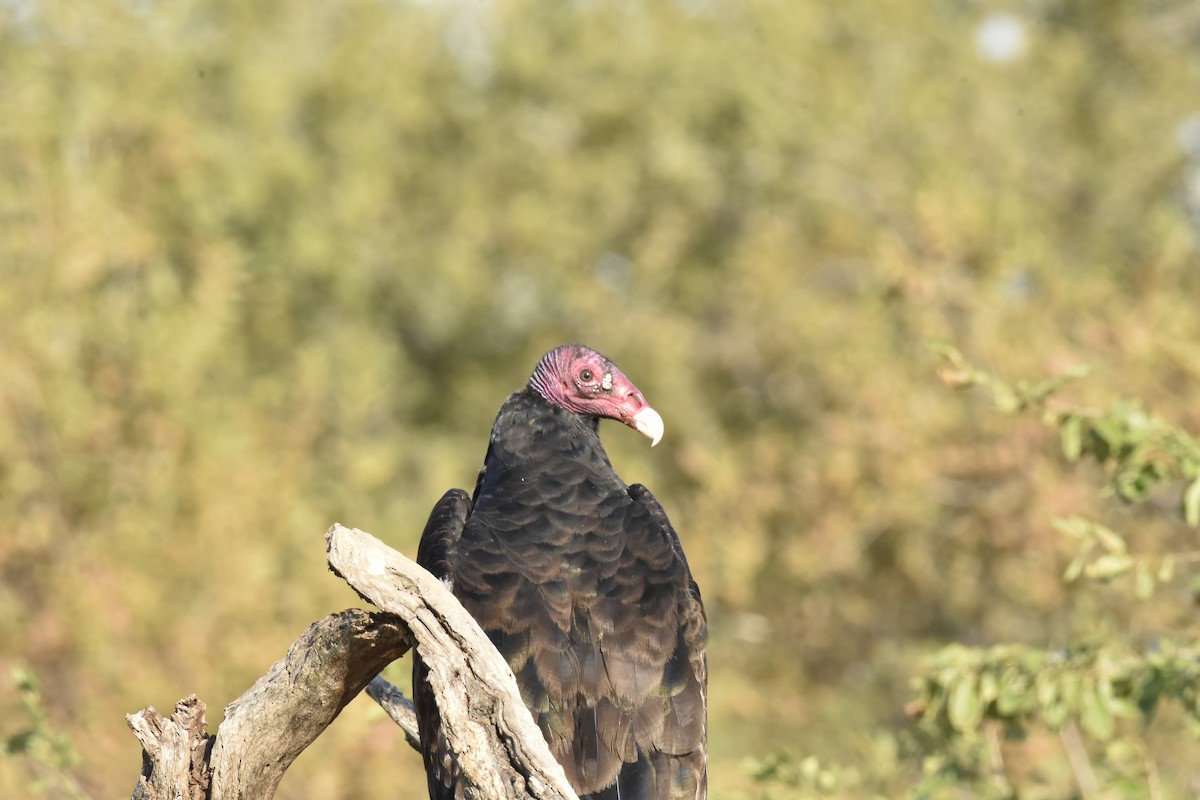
[1125,403,1152,436]
[1080,680,1115,740]
[992,383,1020,414]
[1184,478,1200,527]
[1091,415,1124,452]
[1052,516,1092,542]
[1064,551,1088,583]
[1036,671,1059,708]
[1135,560,1155,600]
[996,686,1025,716]
[1090,521,1127,555]
[1105,737,1139,765]
[1103,693,1138,720]
[948,674,983,732]
[1044,700,1070,729]
[1137,674,1163,720]
[12,667,38,695]
[3,729,36,755]
[1086,553,1132,581]
[1115,463,1162,502]
[1060,414,1083,461]
[979,670,998,704]
[1059,672,1082,708]
[1158,555,1175,584]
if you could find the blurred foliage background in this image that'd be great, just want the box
[3,0,1200,797]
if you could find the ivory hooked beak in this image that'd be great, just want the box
[630,406,664,447]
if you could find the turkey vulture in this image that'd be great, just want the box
[413,344,707,800]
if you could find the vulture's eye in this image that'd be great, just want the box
[579,369,594,382]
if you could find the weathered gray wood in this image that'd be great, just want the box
[327,523,578,800]
[127,609,408,800]
[126,525,579,800]
[208,608,410,800]
[127,695,209,800]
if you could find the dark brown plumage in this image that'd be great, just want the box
[413,344,707,800]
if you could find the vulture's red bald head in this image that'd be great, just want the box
[528,344,663,446]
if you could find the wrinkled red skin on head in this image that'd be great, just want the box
[528,344,651,426]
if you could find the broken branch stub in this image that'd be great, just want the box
[127,609,409,800]
[207,609,410,800]
[127,695,210,800]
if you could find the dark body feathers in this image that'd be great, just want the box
[414,389,707,800]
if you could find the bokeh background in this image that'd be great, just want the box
[3,0,1200,797]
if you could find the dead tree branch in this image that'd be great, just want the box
[128,609,407,800]
[326,523,577,800]
[125,525,578,800]
[207,609,410,800]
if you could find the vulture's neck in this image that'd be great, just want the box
[491,389,612,467]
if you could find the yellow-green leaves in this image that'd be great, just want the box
[914,641,1198,745]
[936,347,1200,518]
[932,343,1090,414]
[1053,515,1183,598]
